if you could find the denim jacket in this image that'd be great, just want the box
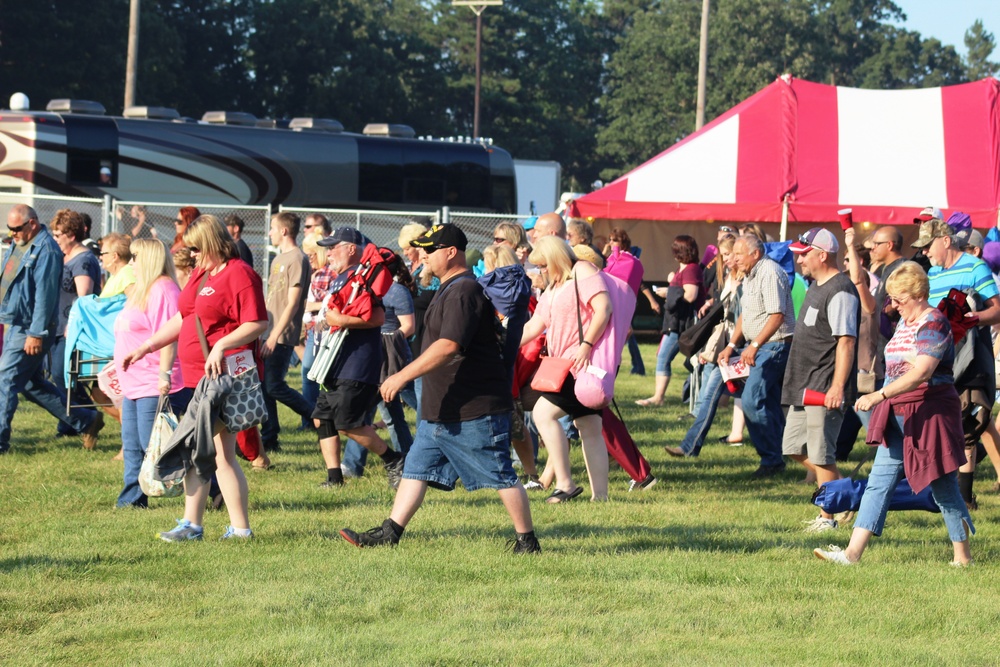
[0,225,62,338]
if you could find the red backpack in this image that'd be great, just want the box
[325,244,401,329]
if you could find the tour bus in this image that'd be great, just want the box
[0,99,516,212]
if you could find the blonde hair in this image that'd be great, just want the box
[183,214,238,268]
[493,221,527,249]
[483,243,519,273]
[302,232,328,267]
[529,236,576,285]
[100,233,133,264]
[398,222,429,250]
[572,243,603,266]
[128,238,178,310]
[884,261,929,301]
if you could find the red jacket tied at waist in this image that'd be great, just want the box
[865,383,967,494]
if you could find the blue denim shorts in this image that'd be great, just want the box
[403,412,520,492]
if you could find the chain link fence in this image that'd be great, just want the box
[113,201,273,282]
[0,193,109,239]
[445,211,534,252]
[278,207,441,251]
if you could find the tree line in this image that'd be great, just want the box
[1,0,996,190]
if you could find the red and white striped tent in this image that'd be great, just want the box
[571,75,1000,233]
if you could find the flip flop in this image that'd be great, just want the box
[635,398,663,407]
[545,487,584,504]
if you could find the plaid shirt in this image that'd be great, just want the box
[740,256,795,344]
[304,265,338,329]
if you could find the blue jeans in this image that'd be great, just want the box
[301,329,320,428]
[855,412,974,542]
[0,325,95,453]
[740,340,789,467]
[402,413,518,491]
[679,363,729,456]
[117,391,192,507]
[655,332,681,376]
[628,334,645,375]
[261,343,315,446]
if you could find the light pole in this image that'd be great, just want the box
[695,0,710,130]
[452,1,503,139]
[124,0,140,110]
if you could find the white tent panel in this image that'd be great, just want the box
[837,86,948,207]
[625,114,740,204]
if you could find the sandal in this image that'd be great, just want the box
[635,398,663,407]
[545,487,584,504]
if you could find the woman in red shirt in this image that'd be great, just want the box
[123,215,268,541]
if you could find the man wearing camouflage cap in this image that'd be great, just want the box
[913,216,1000,510]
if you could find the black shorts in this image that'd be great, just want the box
[539,374,601,420]
[312,379,379,430]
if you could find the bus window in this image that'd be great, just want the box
[63,116,118,186]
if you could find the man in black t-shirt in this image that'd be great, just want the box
[781,228,860,532]
[339,224,540,554]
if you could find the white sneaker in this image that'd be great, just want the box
[803,516,838,533]
[524,478,544,491]
[813,545,854,565]
[628,474,657,492]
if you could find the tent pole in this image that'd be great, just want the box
[779,195,789,241]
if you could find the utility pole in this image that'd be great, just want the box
[695,0,710,130]
[124,0,140,110]
[452,1,503,139]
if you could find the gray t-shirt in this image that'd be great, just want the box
[58,250,101,334]
[781,271,860,406]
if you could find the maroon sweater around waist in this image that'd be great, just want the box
[865,383,967,494]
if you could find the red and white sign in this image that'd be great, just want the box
[225,349,255,377]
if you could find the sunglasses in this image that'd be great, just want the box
[7,221,29,233]
[493,237,506,244]
[187,246,201,254]
[888,294,908,306]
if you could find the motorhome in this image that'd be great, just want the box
[0,98,516,212]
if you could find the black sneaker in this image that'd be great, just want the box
[750,463,787,479]
[384,455,405,490]
[340,519,400,548]
[507,532,542,554]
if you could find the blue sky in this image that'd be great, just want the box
[892,0,999,58]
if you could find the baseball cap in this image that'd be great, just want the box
[910,219,953,248]
[966,230,985,251]
[790,227,839,254]
[522,216,538,231]
[913,206,944,224]
[317,226,365,247]
[410,223,468,251]
[99,166,111,176]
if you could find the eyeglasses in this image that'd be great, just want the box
[888,294,908,306]
[100,251,113,256]
[175,219,185,224]
[187,246,201,254]
[870,240,890,247]
[493,237,506,244]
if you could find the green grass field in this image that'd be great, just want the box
[2,343,999,666]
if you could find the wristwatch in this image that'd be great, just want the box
[750,341,760,349]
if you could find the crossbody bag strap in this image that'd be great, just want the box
[193,270,212,360]
[574,269,584,344]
